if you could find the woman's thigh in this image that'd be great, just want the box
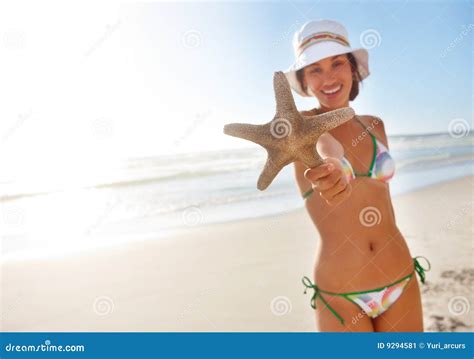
[315,294,374,332]
[373,276,424,332]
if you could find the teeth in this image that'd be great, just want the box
[322,85,342,94]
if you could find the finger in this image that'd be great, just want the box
[326,184,351,206]
[320,177,347,198]
[314,170,341,192]
[304,163,335,182]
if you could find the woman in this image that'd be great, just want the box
[284,19,430,332]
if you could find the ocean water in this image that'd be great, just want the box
[1,132,472,259]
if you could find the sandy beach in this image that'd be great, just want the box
[1,176,472,332]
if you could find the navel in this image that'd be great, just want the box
[369,241,375,252]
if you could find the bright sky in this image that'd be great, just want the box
[0,0,472,170]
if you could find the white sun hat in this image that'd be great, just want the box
[284,19,370,97]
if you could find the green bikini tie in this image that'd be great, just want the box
[301,276,345,325]
[413,256,431,284]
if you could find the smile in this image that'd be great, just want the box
[321,85,342,95]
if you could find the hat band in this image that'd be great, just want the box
[297,32,351,57]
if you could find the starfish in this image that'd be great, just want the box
[223,71,355,191]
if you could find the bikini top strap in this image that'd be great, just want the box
[302,188,314,200]
[353,116,377,177]
[356,115,388,146]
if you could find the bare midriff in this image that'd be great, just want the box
[295,114,414,294]
[305,180,413,293]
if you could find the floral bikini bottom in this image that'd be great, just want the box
[302,256,431,325]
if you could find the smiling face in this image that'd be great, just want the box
[302,54,354,110]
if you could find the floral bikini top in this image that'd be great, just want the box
[302,116,395,200]
[341,117,395,182]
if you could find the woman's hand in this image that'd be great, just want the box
[304,157,352,206]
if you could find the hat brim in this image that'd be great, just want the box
[284,42,370,97]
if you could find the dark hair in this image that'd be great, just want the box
[296,52,362,101]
